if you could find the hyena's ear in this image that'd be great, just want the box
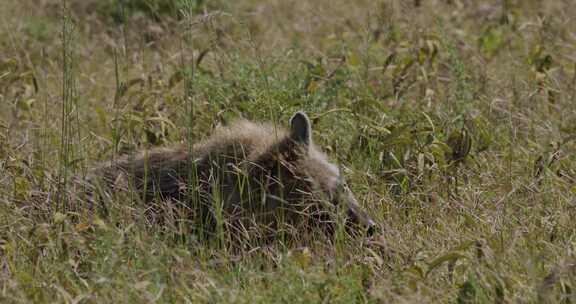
[289,111,311,146]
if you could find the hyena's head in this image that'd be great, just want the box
[245,111,377,237]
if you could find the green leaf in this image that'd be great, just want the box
[479,26,504,58]
[16,98,35,111]
[426,252,467,277]
[53,212,67,224]
[405,264,426,280]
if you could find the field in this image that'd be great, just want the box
[1,0,576,302]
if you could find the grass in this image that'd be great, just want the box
[1,0,576,302]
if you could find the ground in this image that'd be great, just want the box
[1,0,576,303]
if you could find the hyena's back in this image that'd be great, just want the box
[95,119,287,203]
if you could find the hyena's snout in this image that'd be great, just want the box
[337,184,377,237]
[346,207,377,237]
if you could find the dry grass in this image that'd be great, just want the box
[1,0,576,302]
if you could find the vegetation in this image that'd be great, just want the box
[1,0,576,302]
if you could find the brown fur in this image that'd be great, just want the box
[90,112,375,240]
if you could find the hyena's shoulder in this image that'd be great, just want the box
[199,119,288,161]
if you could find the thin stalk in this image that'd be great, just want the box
[58,0,77,213]
[179,0,202,244]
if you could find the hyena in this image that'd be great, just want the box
[91,111,376,240]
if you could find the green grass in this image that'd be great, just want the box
[1,0,576,302]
